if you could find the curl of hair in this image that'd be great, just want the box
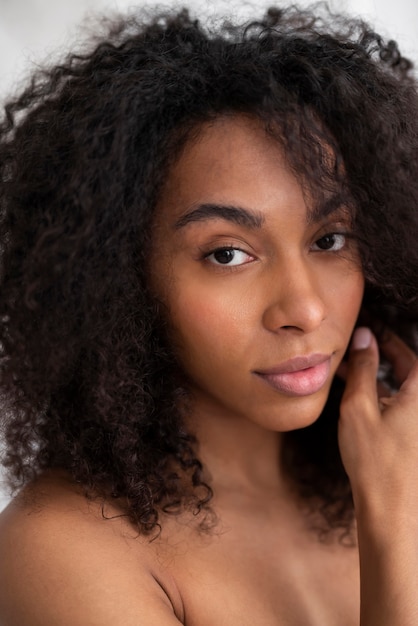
[1,3,418,535]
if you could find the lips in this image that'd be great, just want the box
[254,353,332,397]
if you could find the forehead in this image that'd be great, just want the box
[176,115,284,173]
[155,115,346,227]
[157,115,301,217]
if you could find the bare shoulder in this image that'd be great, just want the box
[0,472,184,625]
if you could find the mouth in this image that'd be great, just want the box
[254,354,332,397]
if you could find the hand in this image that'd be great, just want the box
[338,327,418,521]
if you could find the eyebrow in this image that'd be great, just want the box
[308,193,353,224]
[174,203,265,230]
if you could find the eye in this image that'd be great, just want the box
[312,233,346,251]
[205,247,253,266]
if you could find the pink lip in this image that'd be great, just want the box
[255,354,332,397]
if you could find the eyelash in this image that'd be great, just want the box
[203,246,254,267]
[311,232,349,252]
[203,231,353,268]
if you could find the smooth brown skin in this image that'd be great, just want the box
[340,329,418,625]
[0,116,417,625]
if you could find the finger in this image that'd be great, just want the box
[342,327,380,408]
[336,361,347,381]
[397,358,418,398]
[379,329,417,385]
[378,395,396,411]
[337,360,392,399]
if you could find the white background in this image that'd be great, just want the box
[0,0,417,96]
[0,0,417,511]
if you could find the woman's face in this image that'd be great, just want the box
[151,116,364,432]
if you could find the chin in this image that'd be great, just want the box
[256,390,330,432]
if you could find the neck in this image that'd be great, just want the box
[183,396,286,496]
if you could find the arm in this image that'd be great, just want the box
[339,328,418,626]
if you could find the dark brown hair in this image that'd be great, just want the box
[1,4,418,535]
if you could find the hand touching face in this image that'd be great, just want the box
[339,327,418,524]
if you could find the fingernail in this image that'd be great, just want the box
[352,327,372,350]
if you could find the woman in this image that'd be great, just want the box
[0,4,417,624]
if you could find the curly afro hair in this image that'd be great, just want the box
[1,3,418,535]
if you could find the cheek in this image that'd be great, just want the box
[168,281,254,362]
[332,268,365,332]
[345,271,364,310]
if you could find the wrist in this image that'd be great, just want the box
[353,486,418,548]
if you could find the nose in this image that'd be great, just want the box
[262,259,326,334]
